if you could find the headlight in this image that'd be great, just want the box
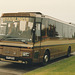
[22,52,30,57]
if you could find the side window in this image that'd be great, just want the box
[55,22,63,38]
[48,25,58,37]
[68,26,73,38]
[63,24,68,38]
[42,18,48,39]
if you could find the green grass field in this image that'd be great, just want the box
[24,55,75,75]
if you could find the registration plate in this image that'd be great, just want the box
[6,56,15,60]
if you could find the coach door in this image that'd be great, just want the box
[35,22,41,46]
[33,22,41,62]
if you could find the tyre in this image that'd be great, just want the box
[67,47,71,57]
[67,50,71,57]
[42,51,50,65]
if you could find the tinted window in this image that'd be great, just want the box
[41,18,48,39]
[63,24,68,38]
[68,25,73,38]
[55,22,63,38]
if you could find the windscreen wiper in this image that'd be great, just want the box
[20,40,28,44]
[7,38,28,44]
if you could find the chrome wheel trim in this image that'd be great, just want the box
[44,55,48,62]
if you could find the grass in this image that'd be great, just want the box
[24,55,75,75]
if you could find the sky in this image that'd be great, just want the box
[0,0,75,23]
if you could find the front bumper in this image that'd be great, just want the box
[0,55,32,64]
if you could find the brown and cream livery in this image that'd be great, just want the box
[0,12,75,65]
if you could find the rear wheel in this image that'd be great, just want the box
[67,50,71,57]
[67,47,71,57]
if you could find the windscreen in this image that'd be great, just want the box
[0,17,34,43]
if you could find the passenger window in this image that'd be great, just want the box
[48,25,58,37]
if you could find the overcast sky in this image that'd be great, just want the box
[0,0,75,23]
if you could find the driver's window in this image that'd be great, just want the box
[35,23,41,42]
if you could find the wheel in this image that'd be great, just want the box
[67,47,71,57]
[67,50,71,57]
[42,51,50,65]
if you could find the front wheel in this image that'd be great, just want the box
[42,51,50,65]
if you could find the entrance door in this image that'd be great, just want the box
[33,22,41,61]
[35,22,41,45]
